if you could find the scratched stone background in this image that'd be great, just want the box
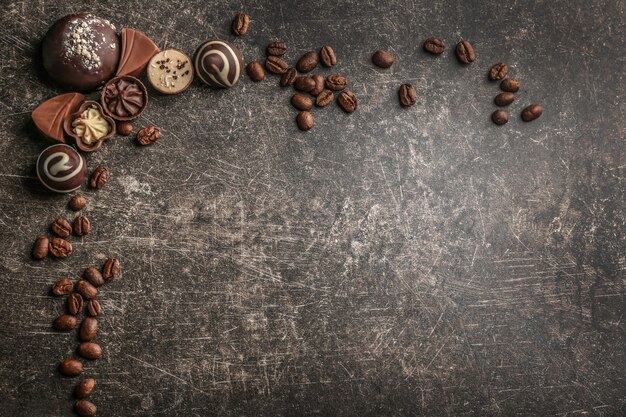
[0,0,624,416]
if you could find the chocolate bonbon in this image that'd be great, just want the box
[193,40,243,88]
[36,144,86,193]
[32,93,85,143]
[101,76,147,120]
[147,49,193,94]
[116,28,160,77]
[64,101,115,152]
[42,13,120,92]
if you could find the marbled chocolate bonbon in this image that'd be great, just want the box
[193,40,243,88]
[36,144,86,193]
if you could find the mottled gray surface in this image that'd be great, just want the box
[0,0,625,416]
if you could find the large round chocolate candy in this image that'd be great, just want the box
[42,13,120,92]
[36,144,86,193]
[193,40,243,88]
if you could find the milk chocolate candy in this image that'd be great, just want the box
[32,93,86,143]
[116,28,160,77]
[147,49,193,94]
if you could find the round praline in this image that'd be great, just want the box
[36,144,86,193]
[42,13,120,92]
[193,40,243,88]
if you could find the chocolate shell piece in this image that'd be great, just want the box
[101,76,148,121]
[32,93,86,143]
[116,28,160,77]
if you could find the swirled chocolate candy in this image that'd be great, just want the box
[193,40,243,88]
[116,28,160,77]
[101,76,147,120]
[147,49,194,94]
[36,144,86,193]
[42,13,120,92]
[31,93,85,143]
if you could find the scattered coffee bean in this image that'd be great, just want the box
[89,167,109,189]
[68,194,87,211]
[316,90,334,107]
[117,121,133,136]
[310,74,324,96]
[338,90,358,113]
[296,111,314,131]
[280,68,297,87]
[74,400,97,417]
[398,83,417,107]
[73,215,91,236]
[294,76,316,93]
[372,50,394,68]
[67,293,84,315]
[489,63,509,81]
[265,56,289,74]
[136,126,161,146]
[521,104,543,122]
[51,218,72,238]
[296,51,319,73]
[59,359,83,377]
[246,61,265,82]
[320,45,337,67]
[87,300,102,317]
[494,92,515,106]
[291,93,314,111]
[79,317,99,341]
[500,78,520,92]
[423,37,445,54]
[52,278,74,296]
[325,74,347,91]
[74,378,96,399]
[232,13,250,36]
[49,238,73,258]
[32,236,49,260]
[456,40,476,64]
[75,279,98,300]
[77,342,102,360]
[102,257,121,281]
[53,314,78,331]
[266,41,287,56]
[492,109,509,125]
[83,267,104,287]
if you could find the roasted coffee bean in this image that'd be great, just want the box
[372,50,394,68]
[68,194,87,211]
[32,236,49,260]
[102,257,121,281]
[67,293,84,315]
[494,92,515,106]
[492,109,509,125]
[83,267,104,287]
[49,238,72,258]
[87,300,102,317]
[89,166,109,189]
[137,126,161,146]
[53,314,78,331]
[265,56,288,74]
[73,215,91,236]
[456,40,476,64]
[74,378,96,399]
[117,122,133,136]
[52,278,74,296]
[51,218,72,238]
[75,279,98,300]
[320,45,336,67]
[291,93,314,111]
[266,41,287,56]
[78,342,102,360]
[246,61,265,81]
[59,359,83,377]
[521,104,543,122]
[294,76,316,93]
[398,83,417,107]
[316,90,334,107]
[423,37,445,54]
[310,74,324,96]
[80,317,99,341]
[296,51,319,73]
[325,74,347,91]
[280,67,297,87]
[489,63,509,80]
[232,13,250,36]
[296,111,314,131]
[500,78,520,92]
[338,90,358,113]
[74,400,97,417]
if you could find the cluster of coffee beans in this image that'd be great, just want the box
[488,63,543,125]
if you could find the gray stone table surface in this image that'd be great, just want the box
[0,0,624,416]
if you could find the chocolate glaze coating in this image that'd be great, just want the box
[193,40,243,88]
[36,144,86,193]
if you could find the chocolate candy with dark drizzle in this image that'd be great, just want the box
[101,76,147,121]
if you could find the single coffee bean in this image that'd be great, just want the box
[266,41,287,56]
[489,63,509,81]
[53,314,78,331]
[75,400,97,417]
[316,90,334,107]
[68,194,87,211]
[296,111,314,131]
[136,126,161,146]
[246,61,265,82]
[423,37,445,54]
[294,76,316,93]
[280,67,297,87]
[89,166,109,189]
[80,317,98,341]
[87,300,102,317]
[521,104,543,122]
[310,74,324,96]
[232,13,250,36]
[51,218,72,238]
[500,78,520,92]
[74,378,96,399]
[83,267,104,287]
[75,279,98,300]
[338,90,358,113]
[59,359,83,377]
[73,215,91,236]
[492,109,509,125]
[77,342,102,360]
[398,83,417,107]
[116,122,133,136]
[494,92,515,106]
[52,278,74,296]
[265,56,288,74]
[32,236,49,260]
[325,74,347,91]
[296,51,319,73]
[291,93,314,111]
[372,50,394,68]
[67,293,84,315]
[456,40,476,64]
[49,238,72,258]
[102,257,121,281]
[320,45,337,67]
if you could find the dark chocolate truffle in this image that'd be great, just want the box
[36,144,86,193]
[42,13,120,92]
[193,40,243,88]
[101,76,147,120]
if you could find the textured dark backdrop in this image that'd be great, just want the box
[0,0,624,416]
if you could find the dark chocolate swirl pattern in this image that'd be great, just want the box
[193,40,243,88]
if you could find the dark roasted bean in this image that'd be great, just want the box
[59,359,83,377]
[423,37,445,54]
[316,90,334,107]
[492,109,509,125]
[53,314,78,331]
[294,76,316,93]
[32,236,49,260]
[73,215,91,236]
[68,194,87,211]
[489,63,509,80]
[291,93,314,111]
[246,61,265,81]
[67,293,84,315]
[83,267,104,287]
[74,400,97,417]
[89,166,109,189]
[102,257,121,281]
[75,279,98,300]
[265,56,289,74]
[116,122,133,136]
[494,92,515,106]
[136,126,160,146]
[52,278,74,296]
[310,74,324,96]
[338,90,358,113]
[296,51,319,73]
[51,218,72,238]
[266,41,287,56]
[521,104,543,122]
[231,13,250,36]
[399,84,417,107]
[456,40,476,64]
[296,111,314,131]
[49,238,72,258]
[79,317,98,342]
[500,78,520,92]
[74,378,96,399]
[325,74,347,91]
[280,68,297,87]
[372,50,394,68]
[77,342,102,360]
[320,45,336,67]
[87,300,102,317]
